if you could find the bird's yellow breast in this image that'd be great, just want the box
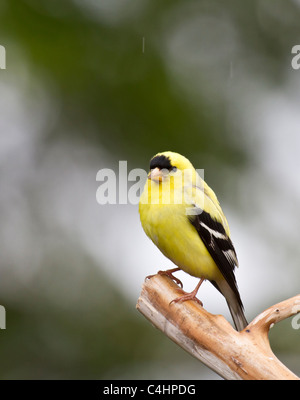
[139,180,223,281]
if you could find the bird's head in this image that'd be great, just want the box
[148,151,197,184]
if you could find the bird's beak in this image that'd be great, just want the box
[148,167,163,182]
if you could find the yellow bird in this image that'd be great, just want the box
[139,151,248,331]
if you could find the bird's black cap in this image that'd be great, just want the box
[150,155,173,171]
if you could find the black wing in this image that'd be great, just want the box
[188,208,243,307]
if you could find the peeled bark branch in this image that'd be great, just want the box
[136,274,300,380]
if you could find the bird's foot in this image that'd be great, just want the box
[146,268,183,288]
[169,292,203,307]
[169,277,205,306]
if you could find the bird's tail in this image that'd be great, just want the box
[212,279,248,332]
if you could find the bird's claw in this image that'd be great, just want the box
[146,269,183,288]
[169,293,203,307]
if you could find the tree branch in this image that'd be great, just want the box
[136,274,300,380]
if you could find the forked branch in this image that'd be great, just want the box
[136,274,300,380]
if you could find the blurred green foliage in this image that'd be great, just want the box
[0,0,250,165]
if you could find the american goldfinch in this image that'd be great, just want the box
[139,151,248,331]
